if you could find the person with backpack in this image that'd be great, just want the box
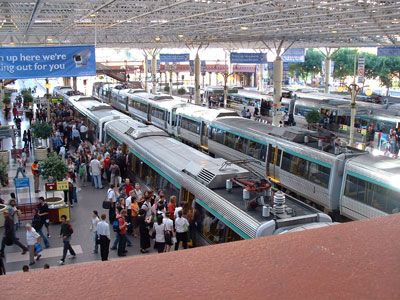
[111,207,133,250]
[32,208,50,248]
[58,215,76,265]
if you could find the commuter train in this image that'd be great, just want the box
[230,89,400,135]
[59,84,400,221]
[63,97,334,245]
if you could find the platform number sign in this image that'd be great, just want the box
[358,56,365,84]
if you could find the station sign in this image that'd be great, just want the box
[0,45,96,79]
[282,48,305,62]
[159,54,190,62]
[45,181,69,192]
[357,56,365,84]
[377,47,400,57]
[14,177,30,188]
[230,53,267,64]
[52,98,63,103]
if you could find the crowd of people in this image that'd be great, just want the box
[0,99,193,274]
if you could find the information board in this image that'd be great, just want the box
[230,53,267,64]
[159,54,190,62]
[0,45,96,79]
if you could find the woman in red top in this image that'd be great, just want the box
[168,196,176,220]
[103,154,111,182]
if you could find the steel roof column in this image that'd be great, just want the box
[144,54,149,92]
[169,71,173,96]
[258,63,264,92]
[151,56,157,94]
[194,53,201,105]
[324,56,331,94]
[73,77,77,91]
[273,57,283,126]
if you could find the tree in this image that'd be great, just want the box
[305,109,322,129]
[332,48,358,83]
[370,56,400,95]
[2,94,11,107]
[289,49,324,83]
[31,122,53,140]
[177,87,186,95]
[39,153,69,182]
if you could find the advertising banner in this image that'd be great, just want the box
[282,48,305,62]
[159,54,190,62]
[357,56,365,84]
[0,45,96,79]
[377,47,400,56]
[230,52,267,64]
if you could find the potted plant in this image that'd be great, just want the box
[39,154,69,205]
[305,109,322,130]
[31,122,53,160]
[22,93,33,108]
[0,159,8,187]
[178,87,186,95]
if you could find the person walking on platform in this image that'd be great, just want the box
[31,160,40,193]
[58,215,76,265]
[117,209,128,257]
[97,214,110,261]
[38,197,51,238]
[174,210,189,251]
[25,223,41,266]
[15,155,26,178]
[32,208,50,248]
[0,210,28,257]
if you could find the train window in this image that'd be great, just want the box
[247,140,256,157]
[151,107,165,120]
[224,132,235,148]
[234,135,247,152]
[308,162,330,188]
[281,152,292,171]
[216,128,224,143]
[181,117,200,134]
[194,204,242,245]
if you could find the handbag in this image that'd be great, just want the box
[35,243,43,254]
[171,236,177,244]
[102,200,111,209]
[164,225,172,245]
[151,230,156,239]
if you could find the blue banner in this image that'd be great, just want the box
[267,62,289,71]
[377,47,400,56]
[282,48,305,62]
[230,53,267,64]
[159,54,189,62]
[14,177,30,188]
[0,45,96,79]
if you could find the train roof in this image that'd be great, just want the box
[346,155,400,191]
[177,105,239,121]
[105,118,169,140]
[213,186,321,224]
[212,117,365,160]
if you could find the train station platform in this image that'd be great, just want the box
[1,213,398,299]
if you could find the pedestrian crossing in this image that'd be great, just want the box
[4,245,83,263]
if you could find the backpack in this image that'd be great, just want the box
[112,219,120,233]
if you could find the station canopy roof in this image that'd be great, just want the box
[1,0,400,49]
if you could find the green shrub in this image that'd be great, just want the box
[32,122,53,140]
[164,84,170,92]
[0,160,8,187]
[305,109,322,125]
[3,95,11,106]
[39,153,69,181]
[177,87,186,95]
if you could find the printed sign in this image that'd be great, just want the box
[282,48,305,62]
[52,98,63,103]
[377,47,400,56]
[14,177,30,188]
[230,53,267,64]
[45,182,57,192]
[56,181,69,191]
[0,45,96,79]
[357,56,365,84]
[159,54,190,62]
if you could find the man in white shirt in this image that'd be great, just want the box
[96,214,110,261]
[133,183,143,200]
[89,156,103,189]
[26,223,41,265]
[107,184,117,223]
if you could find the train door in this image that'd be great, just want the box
[200,121,208,150]
[267,144,281,183]
[147,104,151,124]
[125,96,129,112]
